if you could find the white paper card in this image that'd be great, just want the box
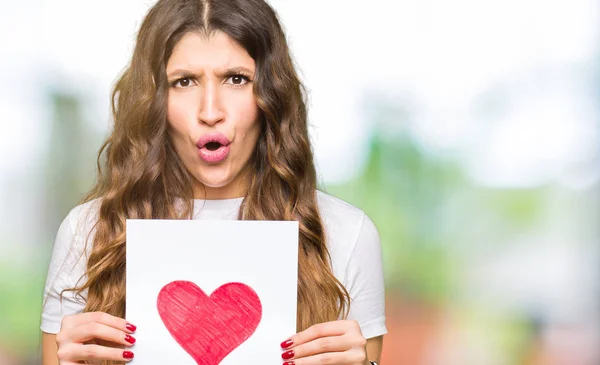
[126,219,299,365]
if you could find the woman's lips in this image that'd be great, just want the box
[196,132,231,163]
[196,132,231,148]
[198,144,230,163]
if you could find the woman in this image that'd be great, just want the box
[41,0,386,364]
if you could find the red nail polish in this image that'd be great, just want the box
[281,350,294,360]
[125,334,136,344]
[280,339,293,349]
[283,362,295,365]
[125,323,137,332]
[123,351,134,359]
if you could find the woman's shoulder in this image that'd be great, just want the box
[61,198,103,241]
[315,191,382,292]
[316,190,368,225]
[315,190,378,251]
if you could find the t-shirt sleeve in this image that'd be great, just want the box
[344,212,388,339]
[40,209,88,334]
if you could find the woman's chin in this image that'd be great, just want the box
[190,162,249,198]
[196,175,230,188]
[192,174,240,198]
[200,180,231,190]
[193,167,231,186]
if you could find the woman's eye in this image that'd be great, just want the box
[174,77,194,88]
[226,74,250,86]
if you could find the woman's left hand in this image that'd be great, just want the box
[280,319,369,365]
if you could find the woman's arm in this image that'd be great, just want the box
[366,336,383,363]
[41,332,59,365]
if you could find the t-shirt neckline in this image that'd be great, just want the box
[192,196,245,211]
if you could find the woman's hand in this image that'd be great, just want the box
[55,312,136,364]
[280,320,369,365]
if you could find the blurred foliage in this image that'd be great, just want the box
[0,90,102,363]
[43,91,101,238]
[324,99,558,363]
[327,131,460,301]
[0,263,45,359]
[327,125,551,304]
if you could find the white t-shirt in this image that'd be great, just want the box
[41,190,387,339]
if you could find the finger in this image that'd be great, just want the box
[284,320,358,347]
[58,343,135,362]
[60,312,136,333]
[281,335,348,361]
[59,322,136,347]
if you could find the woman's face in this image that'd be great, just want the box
[166,31,261,199]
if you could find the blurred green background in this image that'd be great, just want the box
[1,0,599,364]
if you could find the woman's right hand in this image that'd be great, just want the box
[55,312,136,364]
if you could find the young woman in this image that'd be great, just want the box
[40,0,386,364]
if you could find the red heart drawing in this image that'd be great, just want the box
[157,280,262,365]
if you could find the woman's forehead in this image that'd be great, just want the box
[166,31,255,74]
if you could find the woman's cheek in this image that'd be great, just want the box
[167,99,188,130]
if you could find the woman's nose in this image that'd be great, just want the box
[197,84,225,126]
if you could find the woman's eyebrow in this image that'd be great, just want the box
[166,68,199,79]
[166,66,255,79]
[220,66,254,75]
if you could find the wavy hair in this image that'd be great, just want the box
[68,0,350,351]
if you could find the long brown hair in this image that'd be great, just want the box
[70,0,350,339]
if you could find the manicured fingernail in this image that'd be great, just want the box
[125,323,137,332]
[125,334,136,344]
[281,350,294,360]
[283,362,295,365]
[123,351,134,359]
[280,339,293,349]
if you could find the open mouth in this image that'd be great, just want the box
[196,133,231,163]
[204,141,223,151]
